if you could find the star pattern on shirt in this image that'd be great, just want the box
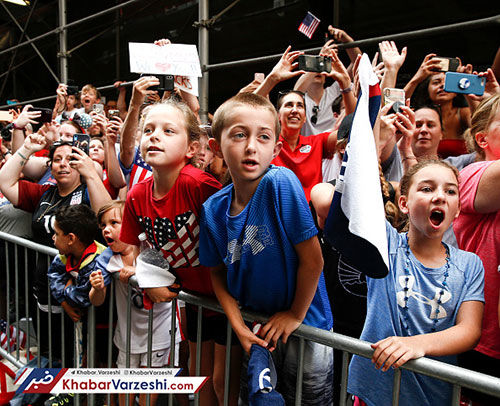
[138,211,199,268]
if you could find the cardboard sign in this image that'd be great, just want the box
[129,43,202,77]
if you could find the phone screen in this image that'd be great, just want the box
[73,133,90,155]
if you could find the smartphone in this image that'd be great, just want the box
[73,133,90,155]
[383,88,405,113]
[92,103,104,115]
[108,109,120,119]
[444,72,485,96]
[298,55,332,73]
[28,107,52,131]
[139,74,160,92]
[432,57,460,72]
[163,75,175,92]
[0,111,13,122]
[66,85,79,96]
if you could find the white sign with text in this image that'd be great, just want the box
[128,43,202,77]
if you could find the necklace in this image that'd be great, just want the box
[401,234,450,334]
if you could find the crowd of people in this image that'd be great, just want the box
[0,28,499,406]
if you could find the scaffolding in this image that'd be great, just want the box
[0,0,499,119]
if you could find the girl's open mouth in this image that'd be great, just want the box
[430,209,444,226]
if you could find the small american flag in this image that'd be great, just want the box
[298,12,320,39]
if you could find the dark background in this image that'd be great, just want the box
[0,0,498,112]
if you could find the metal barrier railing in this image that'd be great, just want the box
[1,231,500,406]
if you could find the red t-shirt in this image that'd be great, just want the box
[120,164,221,296]
[454,161,500,359]
[271,132,330,201]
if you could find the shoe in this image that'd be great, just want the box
[44,393,74,406]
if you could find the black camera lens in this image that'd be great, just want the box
[1,123,13,141]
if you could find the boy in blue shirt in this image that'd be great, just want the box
[199,93,333,405]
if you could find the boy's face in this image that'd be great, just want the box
[53,221,72,256]
[100,208,128,253]
[215,105,281,187]
[80,88,99,112]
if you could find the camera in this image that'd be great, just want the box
[298,55,332,73]
[0,123,13,141]
[140,74,175,93]
[66,85,79,96]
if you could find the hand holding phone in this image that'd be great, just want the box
[444,72,485,96]
[73,133,90,155]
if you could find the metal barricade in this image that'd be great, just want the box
[1,231,500,406]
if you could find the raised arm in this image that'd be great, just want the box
[120,76,159,168]
[327,25,362,70]
[0,133,46,206]
[254,46,304,98]
[104,116,126,189]
[378,41,407,90]
[114,81,128,120]
[403,53,441,100]
[53,84,68,119]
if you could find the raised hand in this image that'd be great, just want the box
[379,41,407,71]
[14,105,41,129]
[269,46,305,83]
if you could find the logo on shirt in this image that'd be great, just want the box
[227,225,273,264]
[139,211,199,268]
[70,190,83,205]
[396,275,451,319]
[299,145,311,153]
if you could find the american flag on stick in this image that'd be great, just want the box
[298,12,320,39]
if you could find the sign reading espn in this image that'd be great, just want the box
[15,369,208,394]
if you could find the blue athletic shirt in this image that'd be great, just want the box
[199,165,332,330]
[348,222,484,406]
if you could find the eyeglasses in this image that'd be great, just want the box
[311,106,320,125]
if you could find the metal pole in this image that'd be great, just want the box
[333,0,339,27]
[115,1,121,80]
[58,0,68,84]
[0,0,144,58]
[198,0,209,122]
[0,1,60,83]
[205,14,500,71]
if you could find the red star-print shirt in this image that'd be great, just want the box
[120,164,221,295]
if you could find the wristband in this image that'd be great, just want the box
[402,156,417,162]
[340,83,353,94]
[12,122,25,130]
[17,151,28,160]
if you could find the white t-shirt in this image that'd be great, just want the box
[104,253,181,354]
[302,82,342,137]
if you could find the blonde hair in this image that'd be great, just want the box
[140,98,201,143]
[467,94,500,160]
[97,200,125,225]
[212,93,280,143]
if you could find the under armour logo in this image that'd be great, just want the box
[227,225,272,264]
[258,368,272,393]
[396,275,451,319]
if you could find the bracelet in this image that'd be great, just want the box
[340,83,353,94]
[402,156,417,162]
[17,151,28,160]
[12,122,25,130]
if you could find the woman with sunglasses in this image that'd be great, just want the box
[255,47,355,201]
[0,133,111,361]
